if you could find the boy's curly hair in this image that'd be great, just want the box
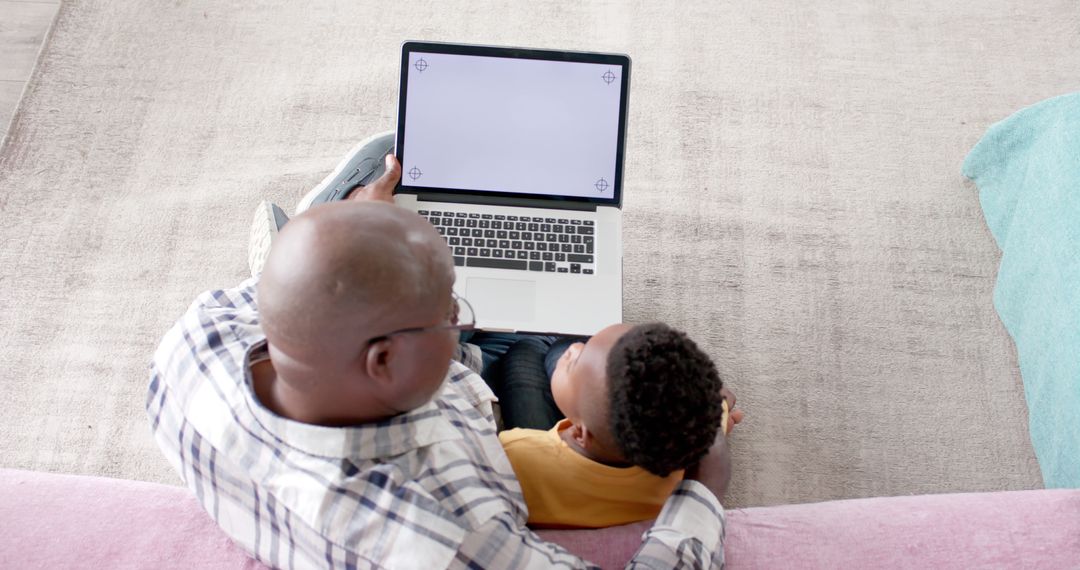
[606,323,724,477]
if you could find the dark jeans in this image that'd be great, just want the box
[460,332,586,430]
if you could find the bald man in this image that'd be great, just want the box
[148,152,734,569]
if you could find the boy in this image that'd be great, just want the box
[499,323,742,529]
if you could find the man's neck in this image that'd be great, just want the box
[250,359,398,426]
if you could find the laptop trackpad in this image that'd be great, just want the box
[466,278,536,324]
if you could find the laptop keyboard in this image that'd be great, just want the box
[419,210,596,274]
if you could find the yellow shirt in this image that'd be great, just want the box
[498,419,683,529]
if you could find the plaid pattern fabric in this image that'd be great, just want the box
[147,278,725,569]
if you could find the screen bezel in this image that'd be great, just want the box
[395,41,630,207]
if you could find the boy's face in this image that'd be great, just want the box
[550,323,633,424]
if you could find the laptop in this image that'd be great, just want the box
[393,41,630,336]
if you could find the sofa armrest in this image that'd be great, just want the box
[3,468,1077,569]
[0,468,267,569]
[538,489,1080,568]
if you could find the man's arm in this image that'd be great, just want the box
[630,410,734,568]
[629,480,725,568]
[626,409,735,568]
[452,485,724,569]
[453,430,733,569]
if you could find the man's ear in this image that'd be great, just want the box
[364,338,395,388]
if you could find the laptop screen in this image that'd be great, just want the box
[396,43,629,205]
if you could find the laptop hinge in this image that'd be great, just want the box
[409,192,599,212]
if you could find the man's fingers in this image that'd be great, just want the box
[350,155,401,203]
[380,154,402,185]
[370,154,401,192]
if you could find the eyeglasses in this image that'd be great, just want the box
[364,291,477,346]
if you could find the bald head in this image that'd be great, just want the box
[257,202,453,366]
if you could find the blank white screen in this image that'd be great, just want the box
[401,52,622,199]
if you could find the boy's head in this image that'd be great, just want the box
[550,322,725,477]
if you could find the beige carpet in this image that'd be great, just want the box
[2,0,1077,508]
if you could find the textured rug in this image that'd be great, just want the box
[2,0,1077,508]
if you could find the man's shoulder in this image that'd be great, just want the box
[148,281,266,462]
[442,360,497,409]
[186,280,262,337]
[153,281,262,376]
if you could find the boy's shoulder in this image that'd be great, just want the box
[497,426,556,447]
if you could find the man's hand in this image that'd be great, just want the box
[348,155,401,204]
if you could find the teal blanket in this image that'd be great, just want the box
[962,93,1080,488]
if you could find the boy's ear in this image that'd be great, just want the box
[571,422,591,450]
[364,338,395,389]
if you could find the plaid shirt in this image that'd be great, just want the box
[147,279,725,569]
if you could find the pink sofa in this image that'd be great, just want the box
[2,468,1077,568]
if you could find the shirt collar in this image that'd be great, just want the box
[240,341,462,460]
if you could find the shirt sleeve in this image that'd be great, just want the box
[628,480,726,569]
[453,513,601,569]
[451,481,725,569]
[453,342,484,375]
